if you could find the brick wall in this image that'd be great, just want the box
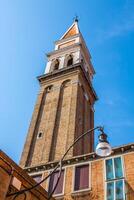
[28,150,134,200]
[20,67,96,168]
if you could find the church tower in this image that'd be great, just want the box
[20,20,97,168]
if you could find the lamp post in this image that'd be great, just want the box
[96,127,112,157]
[8,126,111,200]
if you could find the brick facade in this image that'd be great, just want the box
[25,144,134,200]
[20,65,96,168]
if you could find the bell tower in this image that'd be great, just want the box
[20,20,97,168]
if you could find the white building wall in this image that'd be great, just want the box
[72,51,81,64]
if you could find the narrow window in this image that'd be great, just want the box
[114,157,123,178]
[67,55,73,66]
[48,170,64,195]
[105,157,125,200]
[46,85,53,93]
[116,180,124,199]
[37,132,43,139]
[53,59,59,70]
[106,159,114,180]
[107,182,114,199]
[74,164,89,191]
[32,174,42,183]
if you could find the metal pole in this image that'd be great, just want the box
[7,126,104,200]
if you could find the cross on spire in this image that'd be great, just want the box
[73,15,79,22]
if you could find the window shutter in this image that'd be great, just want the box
[48,170,64,195]
[74,164,89,191]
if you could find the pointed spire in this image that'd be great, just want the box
[60,19,80,40]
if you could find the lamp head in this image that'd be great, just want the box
[95,127,112,157]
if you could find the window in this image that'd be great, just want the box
[67,55,73,66]
[32,174,42,183]
[48,170,64,196]
[46,85,53,92]
[53,59,59,70]
[74,164,89,191]
[105,157,125,200]
[37,132,43,139]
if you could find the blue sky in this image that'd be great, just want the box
[0,0,134,163]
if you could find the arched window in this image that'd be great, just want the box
[53,59,59,70]
[67,55,73,66]
[61,79,71,88]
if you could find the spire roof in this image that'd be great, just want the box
[60,20,80,40]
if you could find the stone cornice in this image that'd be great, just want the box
[24,143,134,173]
[37,63,98,101]
[46,43,81,57]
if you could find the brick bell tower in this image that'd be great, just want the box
[20,20,97,168]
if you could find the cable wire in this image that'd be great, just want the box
[8,126,102,200]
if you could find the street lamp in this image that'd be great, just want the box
[48,126,112,199]
[96,127,112,157]
[8,126,111,200]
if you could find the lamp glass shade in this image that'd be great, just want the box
[95,142,112,157]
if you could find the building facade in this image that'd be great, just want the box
[20,21,134,199]
[0,150,53,200]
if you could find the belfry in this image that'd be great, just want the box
[20,20,97,168]
[18,20,134,200]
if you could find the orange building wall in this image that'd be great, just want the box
[37,151,134,200]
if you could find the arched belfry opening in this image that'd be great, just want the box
[53,59,59,70]
[51,59,60,72]
[67,55,73,67]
